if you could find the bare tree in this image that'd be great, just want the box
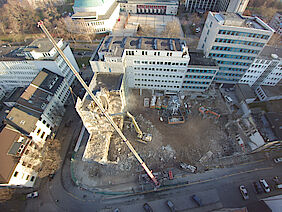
[38,139,62,178]
[0,188,13,202]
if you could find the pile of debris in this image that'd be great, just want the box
[76,88,124,164]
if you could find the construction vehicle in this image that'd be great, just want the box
[37,21,160,188]
[150,95,156,108]
[199,106,220,119]
[126,112,152,144]
[144,97,150,108]
[156,96,162,109]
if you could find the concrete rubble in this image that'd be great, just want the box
[76,87,124,164]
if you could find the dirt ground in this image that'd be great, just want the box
[73,88,242,188]
[106,88,238,172]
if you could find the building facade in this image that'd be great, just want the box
[1,69,68,187]
[0,38,78,102]
[119,0,179,15]
[91,36,218,93]
[239,46,282,87]
[269,12,282,35]
[185,0,249,13]
[69,0,120,34]
[197,12,274,85]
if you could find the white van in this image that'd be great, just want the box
[224,95,233,104]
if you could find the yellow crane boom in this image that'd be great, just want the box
[37,21,160,187]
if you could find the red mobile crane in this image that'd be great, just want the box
[37,21,160,188]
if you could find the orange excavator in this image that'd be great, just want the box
[199,106,220,119]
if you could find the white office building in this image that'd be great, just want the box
[1,69,69,187]
[70,0,120,34]
[119,0,179,15]
[197,12,274,85]
[239,46,282,87]
[90,36,218,93]
[0,38,78,101]
[185,0,249,13]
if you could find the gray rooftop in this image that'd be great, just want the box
[6,68,63,134]
[261,85,282,97]
[121,0,178,4]
[213,12,272,31]
[0,38,66,61]
[259,45,282,59]
[235,83,257,101]
[98,36,184,57]
[265,112,282,140]
[23,38,61,53]
[189,51,218,67]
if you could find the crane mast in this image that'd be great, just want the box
[37,21,160,188]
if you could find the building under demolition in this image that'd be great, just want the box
[76,73,126,164]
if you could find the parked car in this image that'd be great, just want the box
[166,200,175,212]
[253,181,263,194]
[224,95,233,104]
[260,179,271,193]
[273,157,282,163]
[26,191,39,199]
[191,194,202,206]
[143,203,153,212]
[239,185,249,200]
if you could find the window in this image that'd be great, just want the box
[14,171,19,177]
[26,175,30,180]
[30,176,35,182]
[41,132,45,139]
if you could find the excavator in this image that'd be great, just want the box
[126,112,152,144]
[199,106,220,119]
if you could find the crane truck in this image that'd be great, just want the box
[37,21,160,188]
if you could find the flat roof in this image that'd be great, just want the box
[98,35,184,57]
[265,112,282,140]
[0,39,67,61]
[259,45,282,59]
[4,87,26,104]
[0,126,23,184]
[123,0,178,4]
[189,51,218,67]
[236,84,257,100]
[261,85,282,97]
[23,38,61,53]
[212,12,272,31]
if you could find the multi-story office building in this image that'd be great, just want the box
[1,68,68,187]
[70,0,120,34]
[91,36,218,93]
[269,12,282,35]
[6,68,67,139]
[218,0,249,13]
[239,46,282,87]
[197,12,274,85]
[185,0,249,13]
[0,38,78,101]
[185,0,217,13]
[119,0,179,15]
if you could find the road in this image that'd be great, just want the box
[25,135,282,212]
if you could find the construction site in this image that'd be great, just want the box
[72,72,248,191]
